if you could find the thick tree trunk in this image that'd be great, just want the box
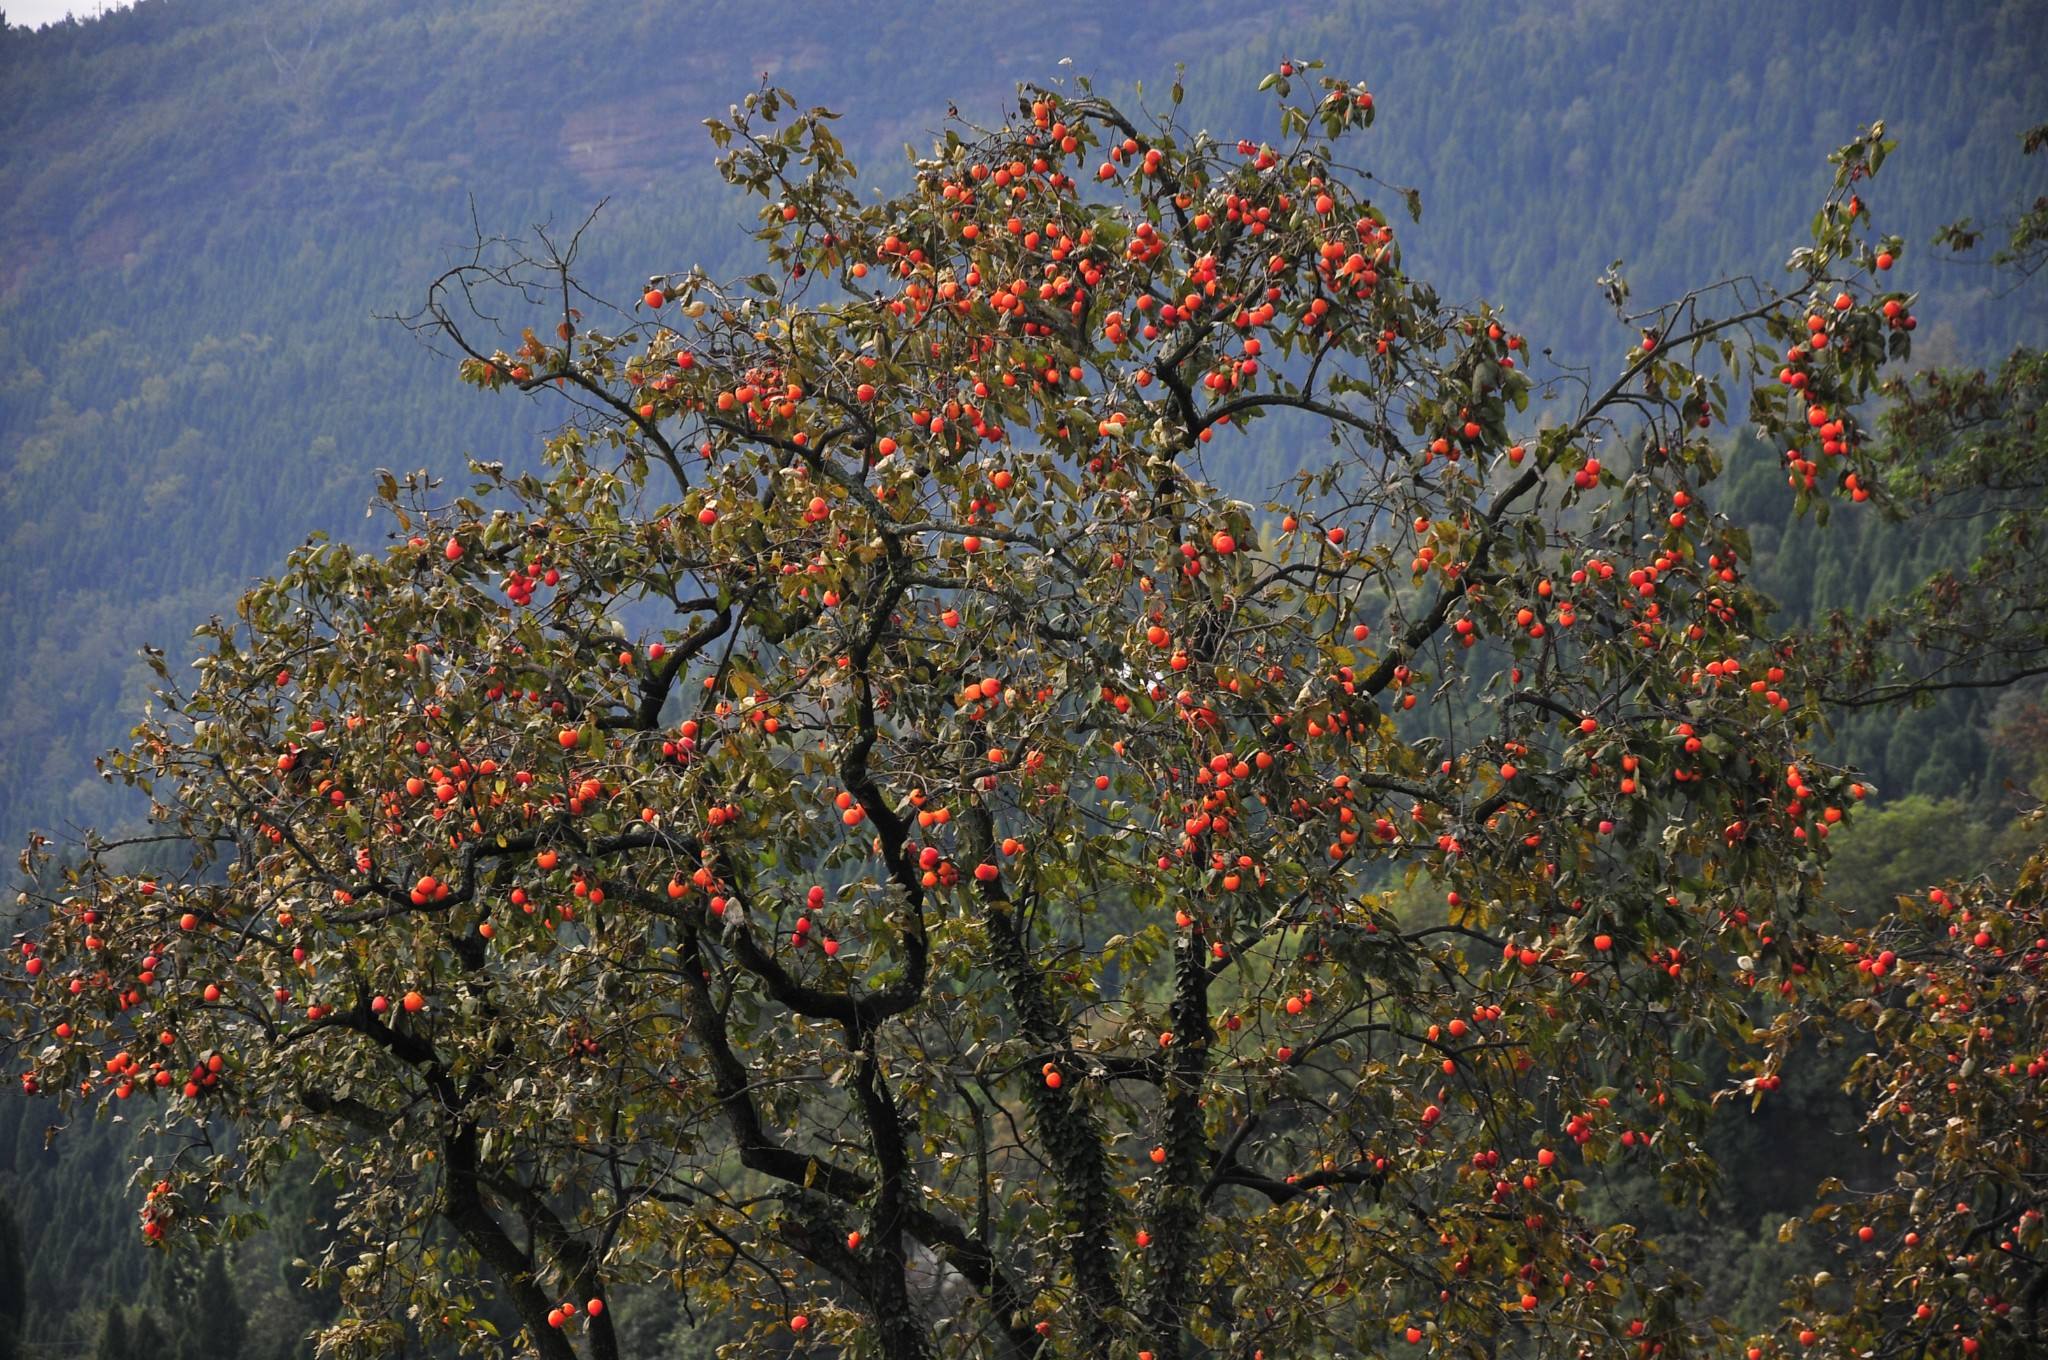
[442,1124,583,1360]
[971,805,1125,1359]
[1139,934,1214,1360]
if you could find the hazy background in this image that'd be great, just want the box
[4,2,2046,1356]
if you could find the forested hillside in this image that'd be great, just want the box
[3,2,2047,1357]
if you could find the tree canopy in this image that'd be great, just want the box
[5,63,2046,1360]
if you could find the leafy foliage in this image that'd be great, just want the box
[1797,348,2048,712]
[1776,830,2048,1358]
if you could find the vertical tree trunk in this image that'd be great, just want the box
[1139,931,1214,1360]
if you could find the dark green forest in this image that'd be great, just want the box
[3,1,2046,1356]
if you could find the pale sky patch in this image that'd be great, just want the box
[6,0,139,28]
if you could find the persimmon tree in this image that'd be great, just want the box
[1764,152,2048,1357]
[0,66,1979,1360]
[1776,834,2048,1359]
[1810,124,2048,717]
